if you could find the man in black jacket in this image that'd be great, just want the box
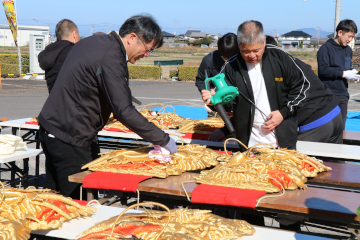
[38,19,80,93]
[38,15,177,199]
[317,19,358,128]
[204,20,309,150]
[265,36,343,143]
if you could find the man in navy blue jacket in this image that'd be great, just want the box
[317,19,359,128]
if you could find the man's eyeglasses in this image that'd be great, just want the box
[137,35,154,55]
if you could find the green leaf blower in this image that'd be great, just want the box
[204,72,239,134]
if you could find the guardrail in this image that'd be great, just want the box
[1,73,44,77]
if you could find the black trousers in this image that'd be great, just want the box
[298,113,343,144]
[39,126,99,199]
[333,95,349,129]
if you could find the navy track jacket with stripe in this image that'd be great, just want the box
[221,45,310,150]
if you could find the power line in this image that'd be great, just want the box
[287,0,306,28]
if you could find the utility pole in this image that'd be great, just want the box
[33,19,37,26]
[90,24,94,35]
[317,26,321,46]
[106,23,109,33]
[334,0,341,38]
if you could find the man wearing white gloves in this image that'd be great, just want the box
[38,15,177,199]
[317,19,358,128]
[343,69,360,81]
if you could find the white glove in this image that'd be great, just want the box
[148,145,172,163]
[343,69,360,81]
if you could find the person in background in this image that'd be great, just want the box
[39,19,100,178]
[38,14,177,199]
[38,19,80,93]
[195,33,239,115]
[266,36,343,143]
[317,19,359,129]
[195,33,239,92]
[204,20,309,150]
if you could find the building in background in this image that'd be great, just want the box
[207,33,222,41]
[281,30,311,49]
[162,31,176,42]
[0,24,49,46]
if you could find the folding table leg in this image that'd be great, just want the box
[12,127,17,135]
[9,162,16,187]
[23,158,29,189]
[87,188,95,201]
[35,131,40,188]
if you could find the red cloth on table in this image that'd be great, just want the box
[216,150,232,154]
[72,199,89,205]
[197,127,220,132]
[183,133,227,141]
[102,126,133,133]
[25,122,38,125]
[183,133,210,140]
[191,184,266,209]
[83,172,150,192]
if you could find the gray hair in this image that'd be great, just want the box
[237,20,265,44]
[55,19,78,40]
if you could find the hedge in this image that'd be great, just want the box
[170,70,178,78]
[128,65,161,79]
[0,54,29,74]
[178,66,198,81]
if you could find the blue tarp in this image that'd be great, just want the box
[345,111,360,131]
[150,105,360,131]
[151,105,207,119]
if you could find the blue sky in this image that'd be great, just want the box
[2,0,359,37]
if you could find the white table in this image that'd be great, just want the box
[3,118,360,161]
[31,205,335,240]
[297,141,360,160]
[0,149,42,163]
[248,226,335,240]
[0,149,42,188]
[0,117,39,130]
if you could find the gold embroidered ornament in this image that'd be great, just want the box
[105,103,187,131]
[177,115,226,134]
[0,215,31,240]
[0,184,95,231]
[76,202,255,240]
[82,143,227,178]
[196,139,331,193]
